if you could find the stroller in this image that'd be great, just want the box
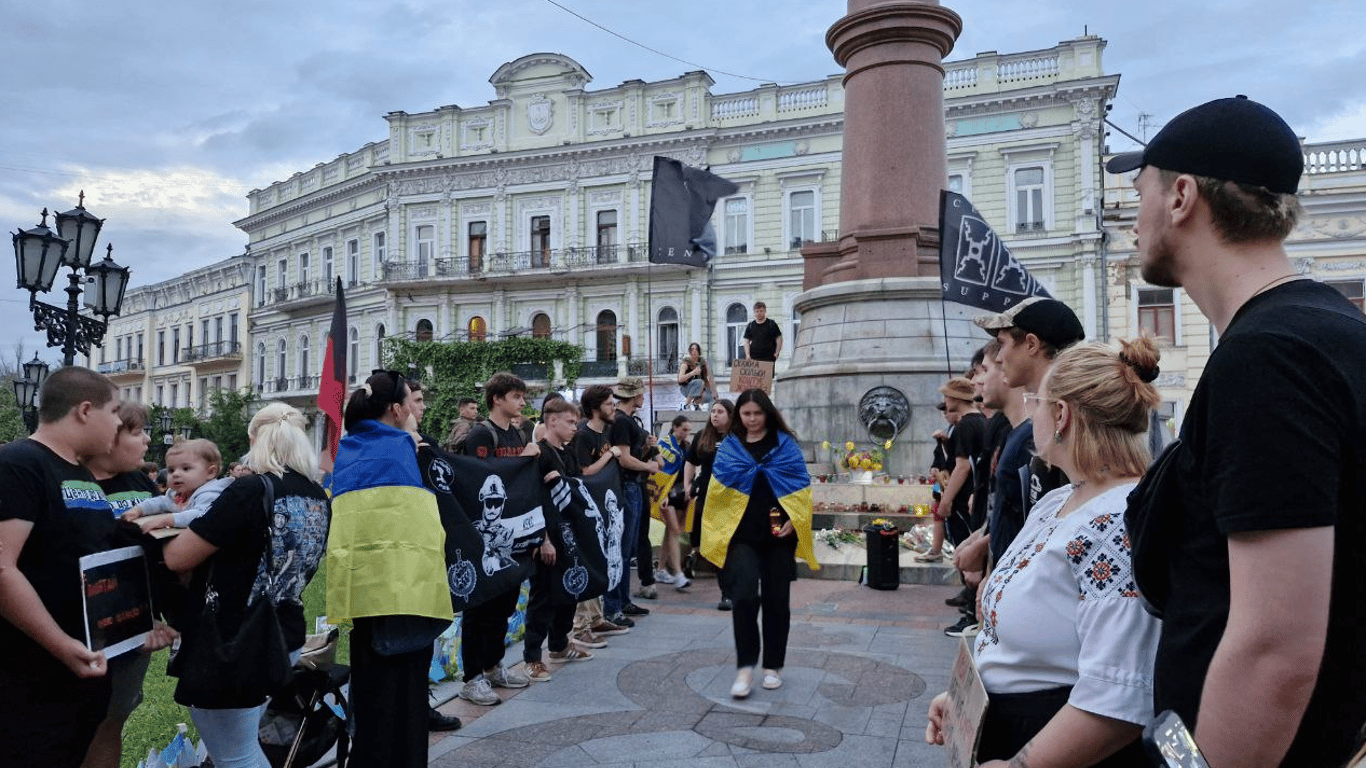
[258,629,351,768]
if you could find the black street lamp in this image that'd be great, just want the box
[12,354,49,434]
[12,192,131,366]
[158,409,175,460]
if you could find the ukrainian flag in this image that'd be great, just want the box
[325,419,450,621]
[701,431,818,570]
[647,431,687,521]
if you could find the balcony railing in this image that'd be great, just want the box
[1304,139,1366,175]
[578,360,619,378]
[510,363,550,381]
[97,359,145,375]
[182,341,242,364]
[256,375,319,395]
[263,278,365,308]
[382,244,649,283]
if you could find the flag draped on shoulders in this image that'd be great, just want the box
[326,419,449,621]
[701,431,818,570]
[647,432,686,521]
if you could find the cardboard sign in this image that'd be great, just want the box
[942,637,989,768]
[79,545,154,658]
[730,359,774,394]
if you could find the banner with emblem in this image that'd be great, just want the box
[418,446,543,612]
[938,190,1051,312]
[578,462,626,594]
[543,474,611,605]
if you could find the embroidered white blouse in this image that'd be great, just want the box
[975,483,1161,726]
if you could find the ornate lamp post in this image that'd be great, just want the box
[11,353,50,433]
[11,193,131,366]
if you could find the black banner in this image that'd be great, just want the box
[578,462,626,594]
[80,545,154,658]
[939,190,1051,312]
[648,156,739,267]
[544,475,610,605]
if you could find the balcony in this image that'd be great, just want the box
[256,375,319,396]
[381,243,654,284]
[261,278,366,311]
[181,341,242,367]
[97,359,145,379]
[578,359,620,378]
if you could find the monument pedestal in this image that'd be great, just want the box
[777,276,977,470]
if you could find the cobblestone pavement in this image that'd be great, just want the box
[426,569,964,767]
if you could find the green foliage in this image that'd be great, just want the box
[0,385,29,443]
[197,389,260,468]
[382,337,583,438]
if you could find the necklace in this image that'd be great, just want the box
[1250,271,1300,298]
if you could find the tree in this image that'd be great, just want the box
[197,389,260,469]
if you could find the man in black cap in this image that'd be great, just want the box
[1111,96,1366,768]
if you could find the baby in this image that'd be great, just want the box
[123,438,234,533]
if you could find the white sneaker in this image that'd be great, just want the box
[458,675,501,706]
[487,664,529,689]
[731,667,753,699]
[674,573,691,590]
[653,569,676,584]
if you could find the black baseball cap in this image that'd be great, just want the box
[1105,96,1303,194]
[974,296,1085,350]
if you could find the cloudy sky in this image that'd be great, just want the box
[2,0,1363,364]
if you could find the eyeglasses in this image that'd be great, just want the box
[1022,392,1058,410]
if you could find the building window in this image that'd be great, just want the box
[277,257,288,289]
[256,265,267,306]
[468,221,486,273]
[347,239,360,286]
[348,328,360,382]
[532,313,551,339]
[172,328,181,364]
[723,198,748,255]
[156,384,164,405]
[276,339,287,385]
[298,335,310,379]
[1013,166,1047,232]
[657,307,679,365]
[530,215,551,268]
[595,310,617,362]
[1326,279,1365,312]
[726,303,748,365]
[468,316,487,343]
[229,313,239,344]
[596,210,617,263]
[787,190,816,250]
[170,383,178,407]
[255,343,266,387]
[947,174,964,193]
[296,253,309,288]
[373,231,386,278]
[157,330,165,366]
[415,319,433,343]
[214,316,224,344]
[1138,287,1177,344]
[415,225,434,273]
[321,246,333,285]
[375,323,386,366]
[137,333,144,362]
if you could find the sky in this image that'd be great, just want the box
[2,0,1364,366]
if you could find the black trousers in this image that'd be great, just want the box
[348,617,430,768]
[637,507,656,586]
[523,562,574,661]
[722,538,796,670]
[977,686,1149,767]
[460,585,520,681]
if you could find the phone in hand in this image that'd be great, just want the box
[1143,710,1212,768]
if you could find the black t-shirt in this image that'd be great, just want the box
[733,431,787,545]
[183,471,330,653]
[990,421,1033,564]
[608,409,650,484]
[949,412,987,519]
[99,471,159,518]
[465,419,528,460]
[0,439,118,679]
[743,319,782,362]
[537,440,581,531]
[1148,280,1366,767]
[572,422,611,472]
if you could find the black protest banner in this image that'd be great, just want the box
[543,476,610,605]
[80,545,154,658]
[648,156,740,267]
[939,190,1051,312]
[578,462,626,594]
[419,446,542,612]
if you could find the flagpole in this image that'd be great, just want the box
[939,296,954,376]
[646,258,655,427]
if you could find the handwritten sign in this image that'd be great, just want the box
[79,545,154,658]
[730,359,774,394]
[942,637,989,768]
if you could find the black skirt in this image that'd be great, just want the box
[977,686,1149,768]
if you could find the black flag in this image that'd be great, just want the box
[543,475,611,605]
[938,190,1051,312]
[648,156,739,266]
[579,462,626,594]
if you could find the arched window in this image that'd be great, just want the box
[298,335,310,380]
[256,342,266,387]
[415,318,433,343]
[725,302,748,364]
[375,323,386,368]
[348,328,360,381]
[657,307,679,367]
[468,316,487,342]
[276,339,287,385]
[532,312,552,339]
[596,310,617,362]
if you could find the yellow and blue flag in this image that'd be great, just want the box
[325,419,450,621]
[701,431,818,570]
[647,432,687,522]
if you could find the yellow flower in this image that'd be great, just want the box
[845,441,855,451]
[884,439,893,450]
[872,462,883,472]
[821,440,831,450]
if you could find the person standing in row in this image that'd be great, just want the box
[569,385,629,645]
[443,397,480,453]
[686,399,735,611]
[604,377,659,626]
[654,415,692,590]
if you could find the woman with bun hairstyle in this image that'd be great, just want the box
[926,337,1165,767]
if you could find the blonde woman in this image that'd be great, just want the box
[927,338,1164,767]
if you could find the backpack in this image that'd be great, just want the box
[455,419,500,455]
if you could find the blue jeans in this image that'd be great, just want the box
[191,702,270,768]
[604,480,644,616]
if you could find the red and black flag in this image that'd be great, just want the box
[648,156,739,267]
[938,190,1051,312]
[318,277,347,471]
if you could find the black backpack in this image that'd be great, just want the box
[455,419,501,455]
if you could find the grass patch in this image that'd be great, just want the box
[120,561,345,767]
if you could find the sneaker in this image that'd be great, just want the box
[717,597,733,611]
[571,630,608,649]
[633,584,658,600]
[548,647,594,663]
[590,619,630,636]
[606,612,635,628]
[943,616,979,637]
[915,550,944,563]
[653,569,676,585]
[674,573,691,590]
[761,669,783,690]
[945,587,973,608]
[683,552,697,579]
[458,675,501,706]
[524,661,553,682]
[731,667,753,699]
[622,602,651,616]
[487,664,530,689]
[428,707,462,731]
